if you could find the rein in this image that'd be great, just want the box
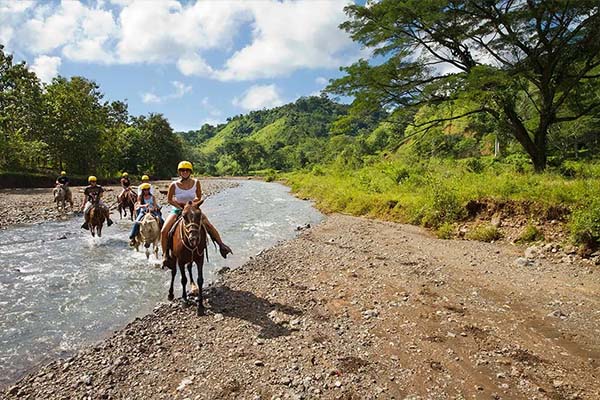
[178,217,204,257]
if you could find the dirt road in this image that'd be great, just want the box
[4,213,599,399]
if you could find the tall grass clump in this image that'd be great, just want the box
[570,200,600,250]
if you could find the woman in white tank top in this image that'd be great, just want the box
[160,161,232,268]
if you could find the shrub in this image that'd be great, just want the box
[436,222,455,239]
[516,224,544,243]
[466,224,502,242]
[570,202,600,250]
[421,180,465,228]
[462,157,485,173]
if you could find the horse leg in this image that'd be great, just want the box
[187,263,198,296]
[97,224,102,237]
[168,265,176,301]
[196,259,205,316]
[179,262,188,303]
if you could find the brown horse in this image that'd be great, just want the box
[167,201,209,315]
[88,200,106,237]
[118,189,137,220]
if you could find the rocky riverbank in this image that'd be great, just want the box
[0,179,238,230]
[4,214,599,399]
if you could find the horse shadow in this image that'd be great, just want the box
[201,285,303,339]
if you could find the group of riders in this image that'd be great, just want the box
[54,161,232,268]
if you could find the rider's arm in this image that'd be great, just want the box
[167,183,181,208]
[80,188,88,209]
[194,179,202,203]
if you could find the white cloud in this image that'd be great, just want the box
[31,55,61,83]
[232,84,283,111]
[6,1,358,80]
[141,80,192,104]
[0,1,34,50]
[141,92,161,104]
[315,76,329,85]
[201,97,222,117]
[177,53,213,76]
[216,1,355,81]
[15,2,117,63]
[117,1,251,65]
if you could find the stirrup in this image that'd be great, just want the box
[81,222,89,230]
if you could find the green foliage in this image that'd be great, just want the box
[436,222,455,239]
[570,201,600,249]
[466,224,503,242]
[0,46,182,179]
[516,225,544,244]
[329,1,600,171]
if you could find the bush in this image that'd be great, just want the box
[570,202,600,250]
[516,224,544,243]
[436,222,455,239]
[462,157,485,173]
[466,224,502,242]
[421,180,465,228]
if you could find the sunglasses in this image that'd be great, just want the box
[179,169,192,172]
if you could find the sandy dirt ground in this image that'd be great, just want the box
[2,207,599,399]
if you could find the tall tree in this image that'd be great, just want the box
[328,0,600,171]
[44,76,106,172]
[0,45,45,170]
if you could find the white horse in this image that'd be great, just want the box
[53,184,68,213]
[133,212,161,259]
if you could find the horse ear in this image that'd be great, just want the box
[192,199,204,207]
[187,201,192,205]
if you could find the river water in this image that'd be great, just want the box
[0,180,323,387]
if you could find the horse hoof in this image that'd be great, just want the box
[197,307,205,316]
[168,294,174,301]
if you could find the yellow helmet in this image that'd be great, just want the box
[139,182,151,190]
[88,176,97,183]
[141,175,150,181]
[122,172,129,177]
[177,161,193,171]
[60,171,66,176]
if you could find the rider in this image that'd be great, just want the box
[160,161,232,268]
[118,172,132,202]
[136,175,155,197]
[129,182,163,246]
[55,170,74,208]
[80,176,114,230]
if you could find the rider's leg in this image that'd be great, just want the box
[203,215,232,258]
[81,202,92,229]
[161,213,178,266]
[100,202,113,226]
[129,209,145,245]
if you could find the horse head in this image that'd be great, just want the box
[140,213,159,241]
[182,201,204,249]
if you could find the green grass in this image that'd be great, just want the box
[284,157,600,247]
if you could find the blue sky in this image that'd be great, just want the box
[0,0,363,131]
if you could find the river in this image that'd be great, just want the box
[0,180,323,387]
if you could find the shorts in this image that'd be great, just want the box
[170,208,182,215]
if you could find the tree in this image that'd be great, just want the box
[44,76,107,172]
[328,0,600,171]
[0,45,45,170]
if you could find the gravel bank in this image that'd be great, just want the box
[4,214,599,399]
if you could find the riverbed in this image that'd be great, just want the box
[0,180,323,387]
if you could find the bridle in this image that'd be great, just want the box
[179,213,204,257]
